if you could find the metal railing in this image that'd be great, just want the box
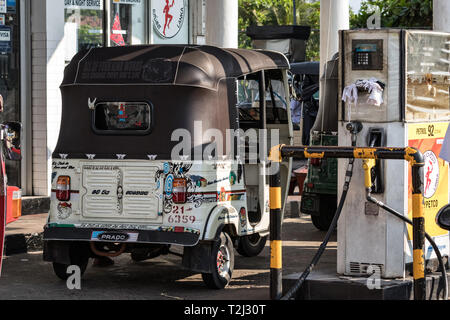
[268,144,425,300]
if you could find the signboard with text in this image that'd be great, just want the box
[0,0,6,14]
[112,0,142,4]
[64,0,103,10]
[0,26,11,53]
[151,0,188,44]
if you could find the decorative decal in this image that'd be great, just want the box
[57,202,72,220]
[164,174,174,195]
[239,207,247,228]
[59,154,68,159]
[86,154,96,160]
[155,162,245,213]
[147,154,157,160]
[53,161,75,169]
[423,151,439,199]
[190,175,207,187]
[229,171,237,185]
[218,187,227,202]
[88,97,97,110]
[116,154,126,160]
[163,162,170,174]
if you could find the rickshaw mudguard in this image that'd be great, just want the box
[201,205,240,241]
[43,225,200,247]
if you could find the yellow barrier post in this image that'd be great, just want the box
[269,145,283,300]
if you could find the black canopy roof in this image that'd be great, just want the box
[290,61,319,75]
[54,45,290,160]
[62,44,290,91]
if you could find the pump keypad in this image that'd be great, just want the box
[352,39,383,70]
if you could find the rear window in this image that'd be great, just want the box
[93,102,152,135]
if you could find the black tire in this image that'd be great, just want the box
[236,233,267,257]
[202,232,234,289]
[52,245,89,280]
[130,251,148,262]
[52,258,88,281]
[311,195,337,231]
[311,214,331,231]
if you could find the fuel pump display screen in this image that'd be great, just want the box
[352,39,383,70]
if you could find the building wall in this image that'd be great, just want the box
[45,0,65,195]
[30,0,65,196]
[31,0,48,196]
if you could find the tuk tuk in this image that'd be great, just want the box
[43,45,292,289]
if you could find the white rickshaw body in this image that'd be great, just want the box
[44,45,292,289]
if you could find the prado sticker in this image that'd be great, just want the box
[91,231,138,242]
[152,0,186,39]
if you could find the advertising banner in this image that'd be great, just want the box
[407,122,449,258]
[152,0,188,43]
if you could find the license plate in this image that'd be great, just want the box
[91,231,138,242]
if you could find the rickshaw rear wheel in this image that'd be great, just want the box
[201,232,234,289]
[236,233,267,257]
[311,200,335,231]
[52,256,89,281]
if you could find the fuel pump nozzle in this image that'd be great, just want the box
[346,121,363,145]
[362,159,376,191]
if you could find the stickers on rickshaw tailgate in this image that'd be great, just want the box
[156,162,242,213]
[52,161,75,169]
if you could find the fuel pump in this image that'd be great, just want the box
[337,29,450,279]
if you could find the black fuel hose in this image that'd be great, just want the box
[281,157,355,300]
[281,123,361,300]
[366,193,449,300]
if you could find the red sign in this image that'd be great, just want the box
[110,12,125,46]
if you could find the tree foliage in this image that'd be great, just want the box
[350,0,433,29]
[238,0,320,61]
[239,0,434,61]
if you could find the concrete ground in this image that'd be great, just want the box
[0,211,337,300]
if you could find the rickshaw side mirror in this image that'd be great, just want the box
[2,121,21,161]
[436,204,450,231]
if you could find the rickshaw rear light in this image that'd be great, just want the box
[172,178,187,204]
[56,176,71,201]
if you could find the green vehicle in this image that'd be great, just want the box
[299,54,339,231]
[300,132,337,230]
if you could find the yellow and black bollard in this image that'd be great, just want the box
[268,145,283,300]
[411,165,426,299]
